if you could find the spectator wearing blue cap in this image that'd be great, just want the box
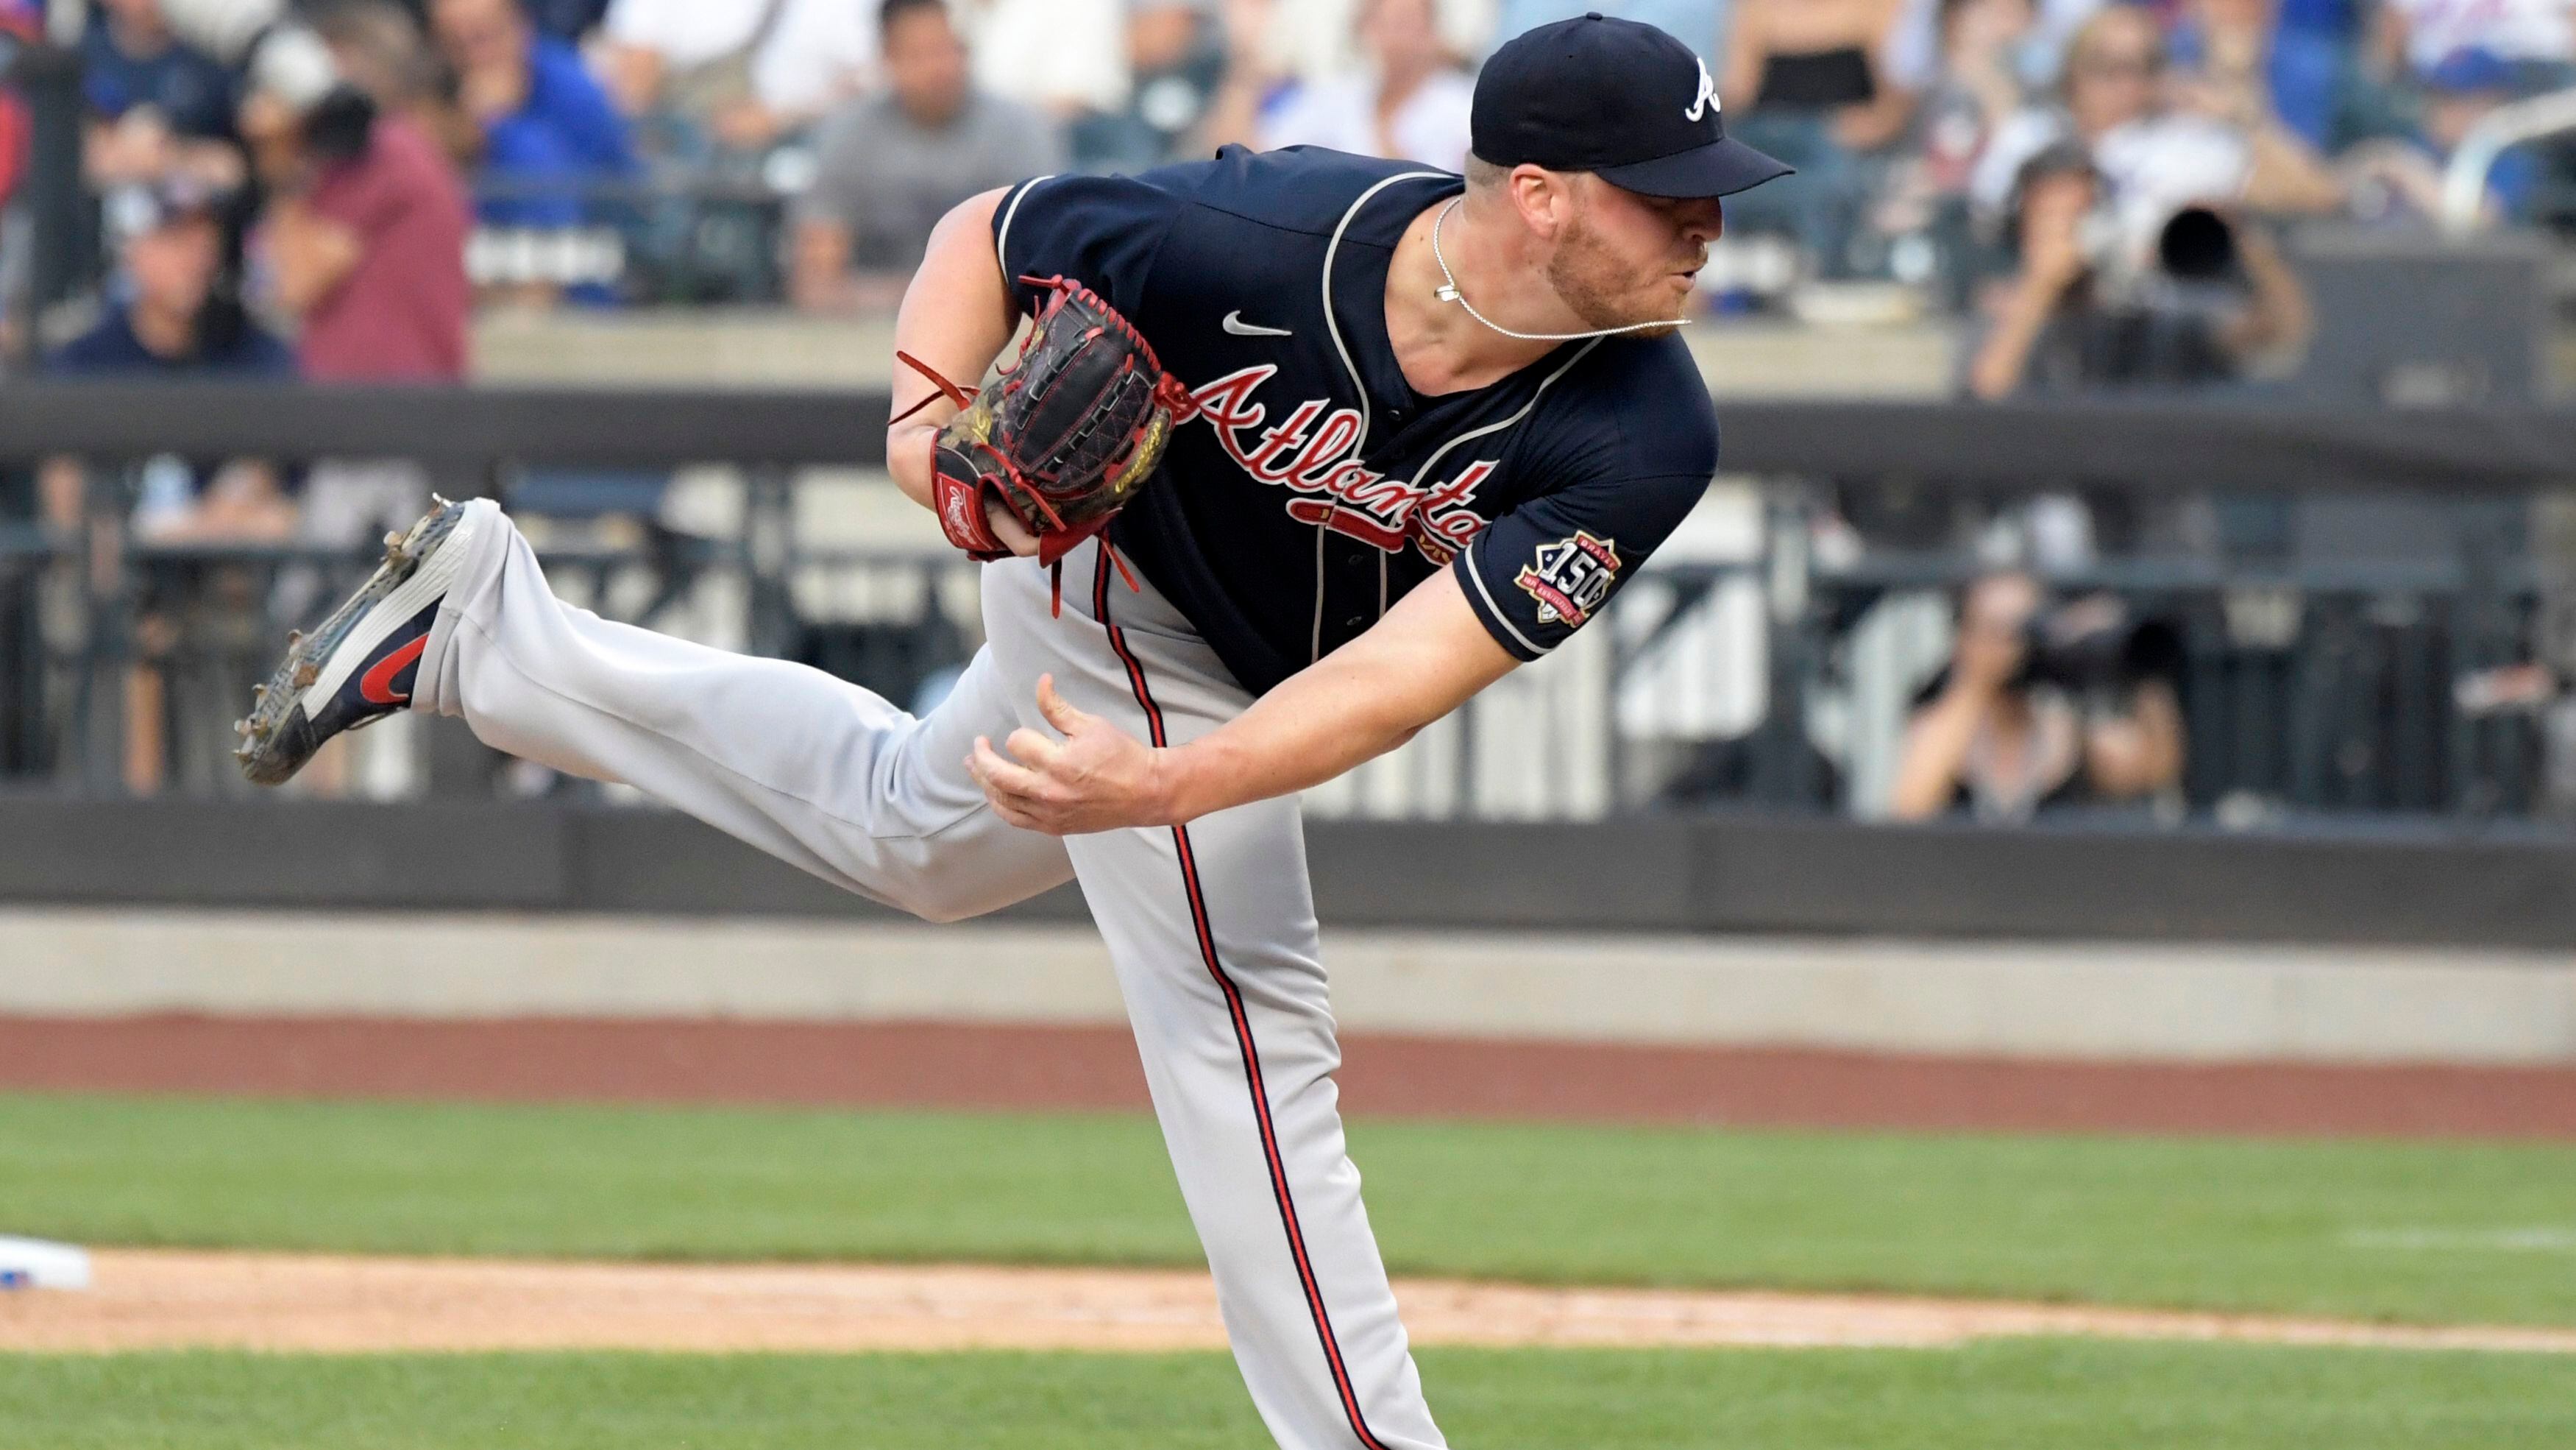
[2342,46,2544,224]
[2421,46,2541,210]
[45,179,299,796]
[48,179,296,567]
[49,180,295,406]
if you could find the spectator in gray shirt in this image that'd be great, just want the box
[790,0,1062,311]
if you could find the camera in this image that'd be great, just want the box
[2017,596,2185,694]
[2006,143,2241,296]
[2082,203,2243,299]
[2154,205,2240,283]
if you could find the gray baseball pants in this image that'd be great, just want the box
[413,500,1445,1450]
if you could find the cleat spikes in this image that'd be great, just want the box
[252,684,266,699]
[237,495,466,788]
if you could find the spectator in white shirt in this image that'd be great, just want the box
[952,0,1133,120]
[1254,0,1493,85]
[597,0,874,156]
[1973,4,2335,254]
[1204,0,1476,170]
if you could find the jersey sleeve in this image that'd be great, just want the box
[990,171,1188,322]
[1449,355,1720,661]
[1452,469,1711,660]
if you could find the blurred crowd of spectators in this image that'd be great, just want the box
[0,0,2565,337]
[0,0,2570,590]
[0,0,2556,798]
[0,0,2561,481]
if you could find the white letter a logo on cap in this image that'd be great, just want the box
[1685,56,1720,121]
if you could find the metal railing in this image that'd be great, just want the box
[466,171,800,303]
[2443,83,2576,235]
[2,383,2569,828]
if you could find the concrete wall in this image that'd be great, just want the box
[9,908,2571,1067]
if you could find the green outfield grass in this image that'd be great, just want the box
[4,1094,2575,1326]
[1,1344,2572,1449]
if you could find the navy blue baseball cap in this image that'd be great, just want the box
[1472,13,1793,199]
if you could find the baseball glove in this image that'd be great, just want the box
[896,275,1191,612]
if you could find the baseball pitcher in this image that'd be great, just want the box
[234,17,1789,1448]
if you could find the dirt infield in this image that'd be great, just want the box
[5,1251,2574,1355]
[4,1015,2575,1139]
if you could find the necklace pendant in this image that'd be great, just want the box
[1435,284,1459,303]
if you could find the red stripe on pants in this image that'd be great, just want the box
[1091,552,1387,1450]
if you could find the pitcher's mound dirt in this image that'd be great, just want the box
[4,1251,2572,1356]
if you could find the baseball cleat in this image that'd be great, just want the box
[234,497,478,786]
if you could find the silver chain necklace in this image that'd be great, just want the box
[1428,198,1696,342]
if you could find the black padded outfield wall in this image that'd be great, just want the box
[5,796,2572,949]
[6,383,2576,492]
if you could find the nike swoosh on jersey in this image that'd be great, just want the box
[1221,311,1294,338]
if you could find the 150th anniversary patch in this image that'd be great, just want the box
[1515,530,1620,627]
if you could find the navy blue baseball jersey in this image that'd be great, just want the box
[993,146,1720,696]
